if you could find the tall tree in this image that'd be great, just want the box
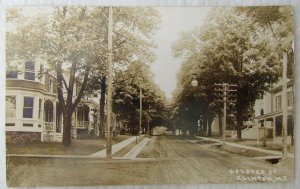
[6,6,160,146]
[85,7,160,137]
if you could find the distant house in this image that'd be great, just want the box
[5,60,100,143]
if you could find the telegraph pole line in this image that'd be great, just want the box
[106,6,113,159]
[214,83,237,145]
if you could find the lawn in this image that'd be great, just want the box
[6,134,131,155]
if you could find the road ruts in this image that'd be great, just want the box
[139,135,294,184]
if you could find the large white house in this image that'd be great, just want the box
[209,80,294,144]
[5,60,100,143]
[253,81,294,144]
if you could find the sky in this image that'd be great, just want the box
[150,7,211,99]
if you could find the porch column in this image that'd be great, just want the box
[60,111,64,134]
[263,119,267,147]
[41,98,45,142]
[33,96,39,122]
[255,119,259,145]
[273,116,276,144]
[53,100,56,131]
[75,110,78,128]
[40,99,45,123]
[88,105,92,134]
[73,109,78,138]
[15,94,22,129]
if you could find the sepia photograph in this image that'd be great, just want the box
[2,2,296,188]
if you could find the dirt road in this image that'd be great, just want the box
[138,135,294,184]
[7,135,294,187]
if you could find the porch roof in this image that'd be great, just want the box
[255,109,293,120]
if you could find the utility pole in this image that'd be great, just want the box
[282,51,288,158]
[106,6,113,159]
[214,83,237,145]
[139,88,142,139]
[147,105,150,136]
[222,85,227,144]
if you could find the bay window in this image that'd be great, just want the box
[23,97,34,118]
[6,96,16,118]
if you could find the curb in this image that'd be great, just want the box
[195,136,294,159]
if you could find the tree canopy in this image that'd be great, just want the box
[171,7,293,139]
[6,6,162,146]
[112,61,169,134]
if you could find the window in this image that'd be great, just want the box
[24,61,35,80]
[287,91,293,107]
[275,95,282,111]
[6,96,16,118]
[23,97,34,118]
[38,99,42,119]
[6,71,18,79]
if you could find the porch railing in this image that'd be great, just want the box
[43,122,55,132]
[77,121,90,129]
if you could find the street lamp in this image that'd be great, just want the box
[191,74,201,136]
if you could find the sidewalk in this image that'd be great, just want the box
[6,154,100,159]
[90,136,137,157]
[195,136,294,159]
[122,137,149,159]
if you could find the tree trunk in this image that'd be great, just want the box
[62,111,72,147]
[203,114,207,136]
[218,111,223,137]
[207,114,212,137]
[99,76,106,138]
[130,112,135,135]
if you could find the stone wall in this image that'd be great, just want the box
[6,131,41,144]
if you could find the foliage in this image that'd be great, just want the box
[112,61,169,134]
[171,7,292,138]
[6,6,161,145]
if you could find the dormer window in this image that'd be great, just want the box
[24,61,35,81]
